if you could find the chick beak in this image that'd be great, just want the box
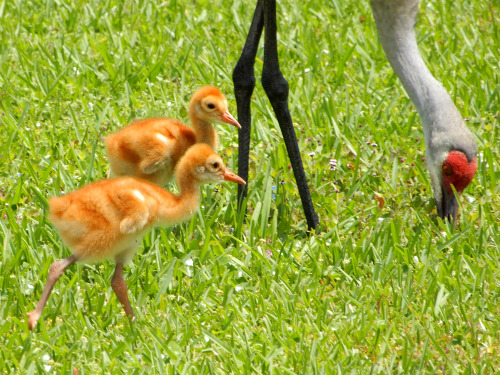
[223,169,246,185]
[220,110,241,129]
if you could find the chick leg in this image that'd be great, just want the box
[111,262,135,319]
[27,255,77,330]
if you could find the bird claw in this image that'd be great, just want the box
[27,311,39,331]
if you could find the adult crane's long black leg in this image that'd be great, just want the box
[260,0,319,230]
[232,0,264,206]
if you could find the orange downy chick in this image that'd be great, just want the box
[105,86,241,186]
[27,144,245,330]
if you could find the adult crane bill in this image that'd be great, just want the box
[437,150,477,222]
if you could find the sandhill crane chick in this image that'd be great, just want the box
[27,144,245,330]
[106,86,241,186]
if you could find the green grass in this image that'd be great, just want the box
[1,0,498,373]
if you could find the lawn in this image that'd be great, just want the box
[0,0,498,373]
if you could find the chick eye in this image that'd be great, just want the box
[442,164,453,176]
[207,103,215,109]
[212,162,219,169]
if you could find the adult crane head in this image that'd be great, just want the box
[370,0,478,224]
[423,110,478,223]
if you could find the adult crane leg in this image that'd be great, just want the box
[232,0,264,204]
[233,0,319,231]
[260,0,319,230]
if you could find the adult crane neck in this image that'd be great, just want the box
[371,0,460,126]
